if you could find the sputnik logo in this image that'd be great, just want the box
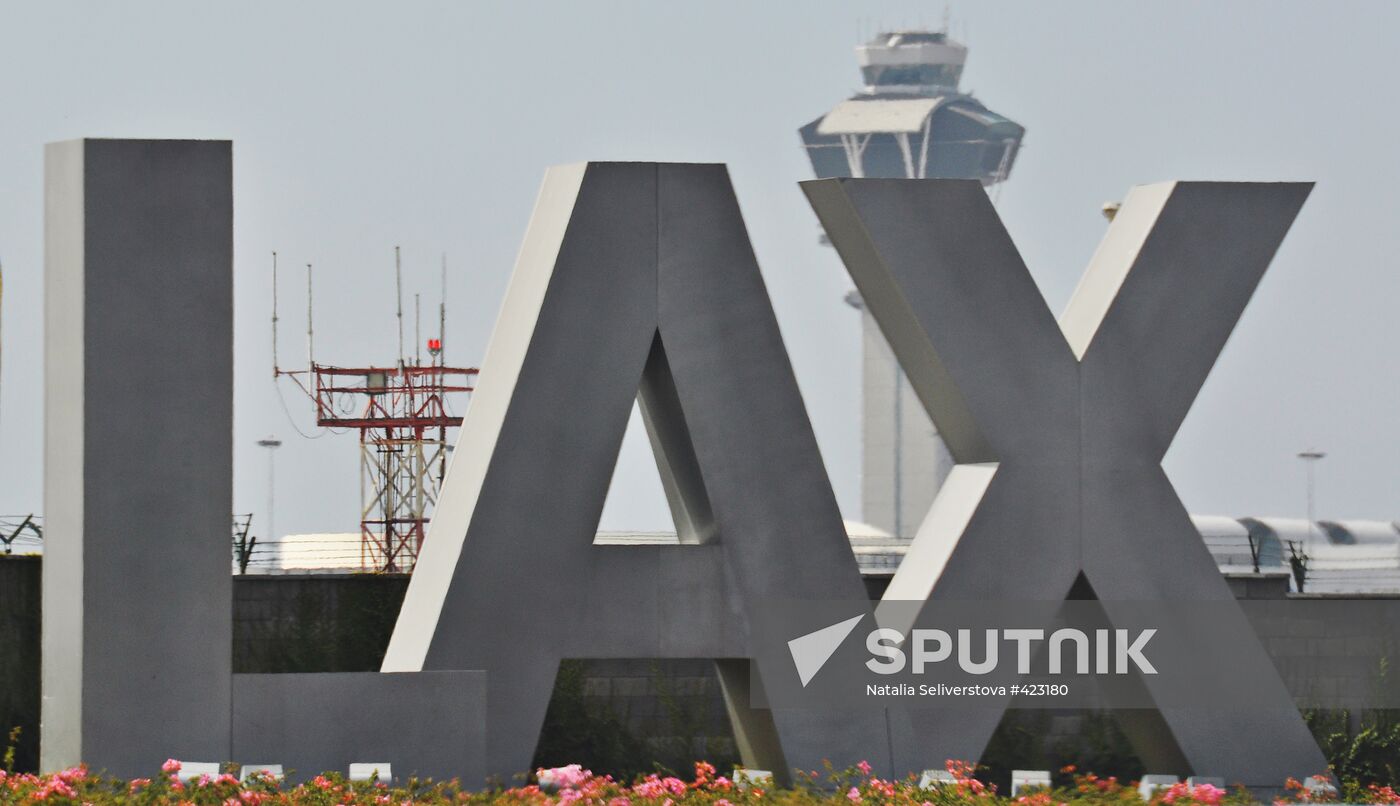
[788,615,1161,686]
[788,614,865,687]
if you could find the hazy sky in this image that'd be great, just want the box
[1,1,1396,545]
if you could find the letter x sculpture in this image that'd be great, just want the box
[802,178,1327,785]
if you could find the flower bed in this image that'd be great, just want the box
[0,760,1394,806]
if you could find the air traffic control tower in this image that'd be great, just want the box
[800,30,1025,539]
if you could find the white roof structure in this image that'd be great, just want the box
[1308,542,1400,566]
[1228,516,1400,594]
[817,98,943,135]
[1192,514,1250,535]
[1319,519,1400,546]
[1239,516,1317,546]
[249,532,364,573]
[1307,552,1400,593]
[593,530,684,545]
[1304,528,1394,565]
[1191,514,1268,573]
[17,509,1395,594]
[844,519,908,576]
[593,521,913,575]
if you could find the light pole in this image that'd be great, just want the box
[1298,449,1326,546]
[257,437,283,560]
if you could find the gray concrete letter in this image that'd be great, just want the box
[44,139,234,775]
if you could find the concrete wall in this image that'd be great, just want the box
[234,574,408,673]
[3,566,736,776]
[0,557,40,772]
[534,659,740,778]
[5,564,1398,778]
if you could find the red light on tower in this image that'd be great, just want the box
[427,338,442,355]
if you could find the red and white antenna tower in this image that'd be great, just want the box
[272,248,478,572]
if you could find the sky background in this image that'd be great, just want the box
[1,1,1396,547]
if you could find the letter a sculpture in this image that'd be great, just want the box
[384,163,896,784]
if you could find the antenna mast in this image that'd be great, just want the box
[306,263,315,370]
[439,254,448,366]
[394,246,404,368]
[271,252,279,376]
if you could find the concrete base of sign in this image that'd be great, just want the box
[232,672,487,785]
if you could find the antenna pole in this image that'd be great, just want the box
[306,263,315,370]
[414,293,421,367]
[439,254,447,367]
[395,245,404,369]
[271,251,280,377]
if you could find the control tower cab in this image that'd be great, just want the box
[800,30,1024,183]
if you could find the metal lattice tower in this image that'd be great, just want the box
[314,362,475,571]
[273,249,477,573]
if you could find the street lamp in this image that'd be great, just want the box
[1298,449,1326,546]
[257,437,283,561]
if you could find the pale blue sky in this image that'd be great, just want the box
[1,1,1396,541]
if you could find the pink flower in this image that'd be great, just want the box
[163,759,183,774]
[632,774,688,798]
[538,764,592,792]
[35,779,76,800]
[857,760,872,777]
[1193,783,1225,806]
[847,786,862,802]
